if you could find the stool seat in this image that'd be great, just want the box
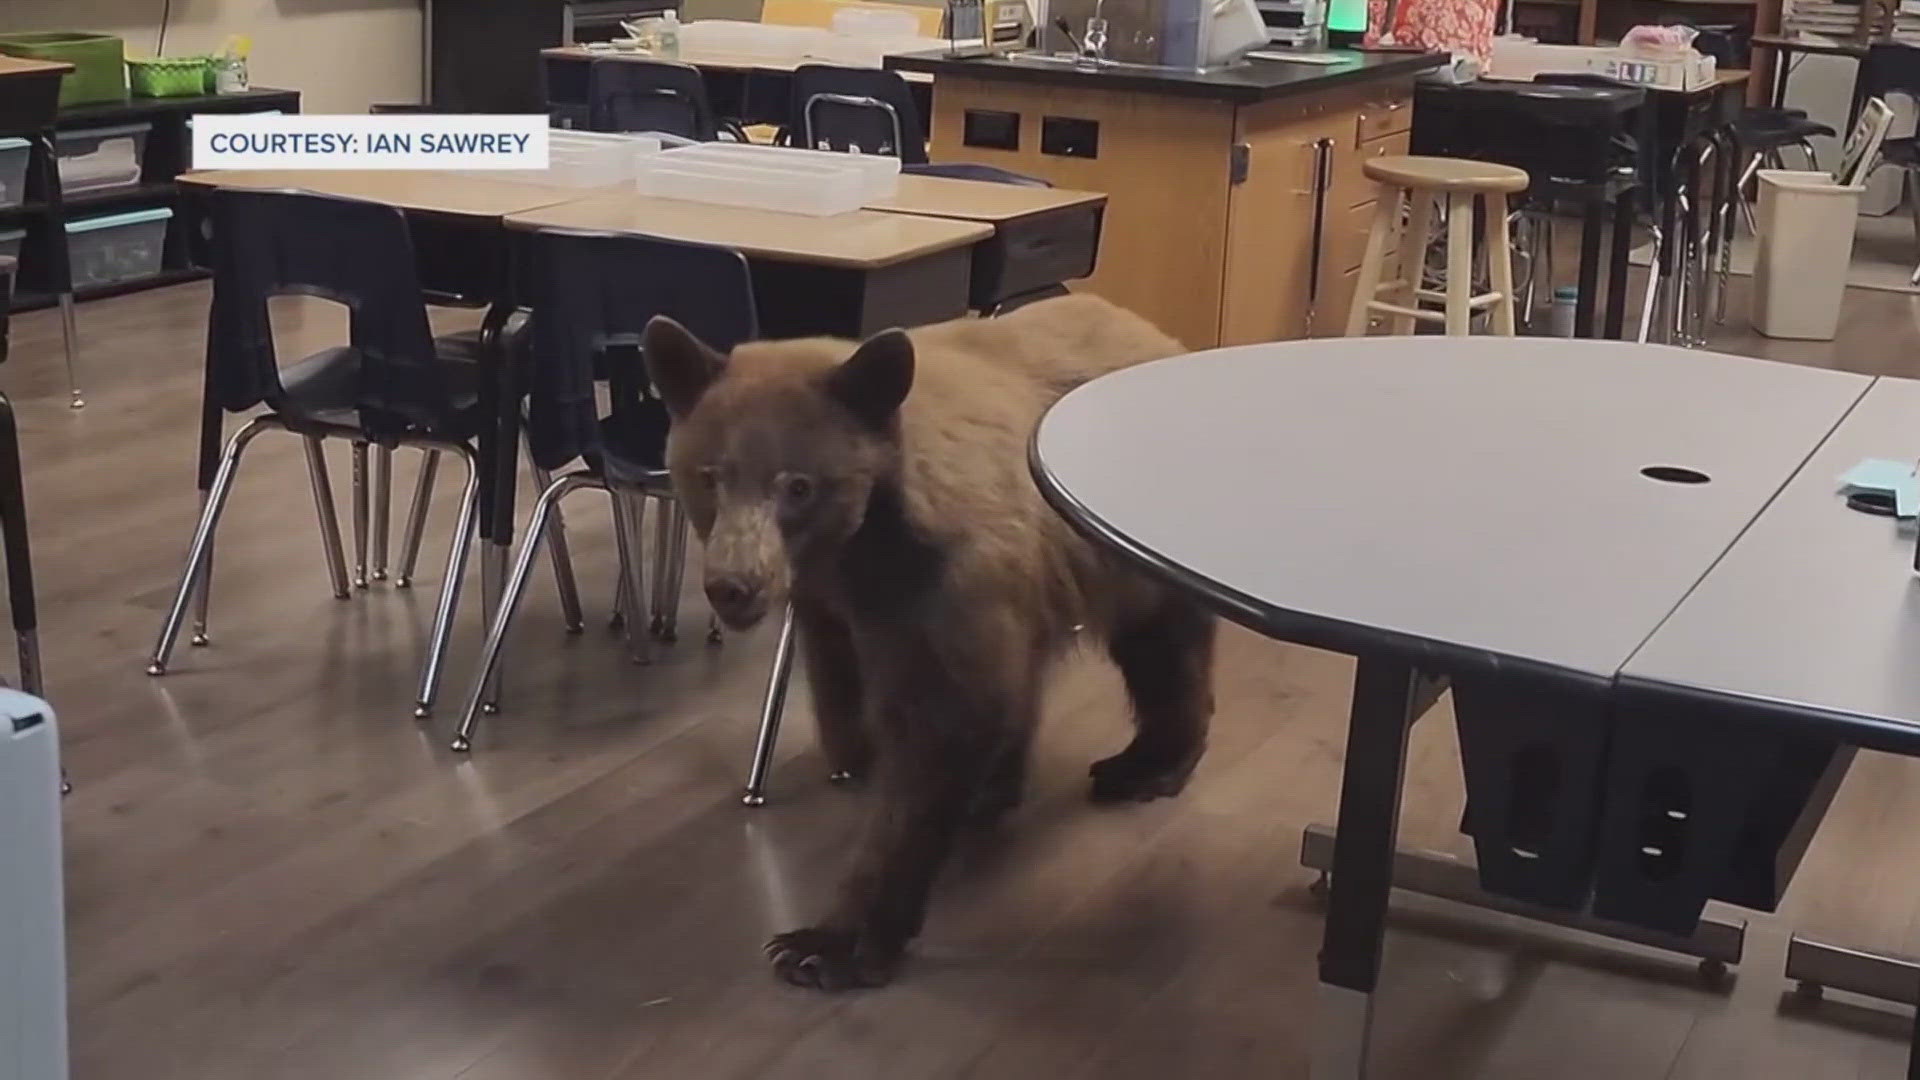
[1364,155,1530,194]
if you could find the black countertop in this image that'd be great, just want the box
[886,49,1445,103]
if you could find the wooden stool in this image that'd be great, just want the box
[1347,155,1530,338]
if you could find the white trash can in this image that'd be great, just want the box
[1753,168,1866,340]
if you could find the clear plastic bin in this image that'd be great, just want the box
[635,152,870,215]
[661,141,900,199]
[54,121,151,198]
[0,138,28,210]
[64,206,172,290]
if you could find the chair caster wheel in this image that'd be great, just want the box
[354,578,369,590]
[828,770,858,785]
[413,704,431,720]
[1308,873,1330,901]
[372,569,388,582]
[659,627,679,644]
[61,777,72,796]
[609,612,626,631]
[708,627,723,646]
[481,702,499,715]
[564,621,585,635]
[145,662,166,676]
[1794,979,1824,1002]
[190,633,209,647]
[742,790,766,807]
[1697,958,1730,988]
[450,736,472,753]
[396,577,413,589]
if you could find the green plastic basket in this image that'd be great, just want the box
[0,32,127,107]
[127,56,208,98]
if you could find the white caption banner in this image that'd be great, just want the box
[192,113,550,171]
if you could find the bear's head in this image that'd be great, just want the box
[643,316,913,630]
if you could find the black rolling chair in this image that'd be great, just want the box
[450,230,759,753]
[146,189,493,719]
[788,64,928,163]
[587,57,746,141]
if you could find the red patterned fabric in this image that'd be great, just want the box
[1363,0,1495,64]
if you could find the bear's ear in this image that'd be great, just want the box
[643,316,727,419]
[825,328,914,431]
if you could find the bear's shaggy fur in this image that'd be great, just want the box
[643,294,1216,990]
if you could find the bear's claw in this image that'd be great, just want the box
[766,927,899,991]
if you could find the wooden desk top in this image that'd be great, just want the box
[543,44,935,82]
[865,175,1105,223]
[506,191,990,268]
[0,54,74,79]
[178,170,595,220]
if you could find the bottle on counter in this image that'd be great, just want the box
[657,10,681,57]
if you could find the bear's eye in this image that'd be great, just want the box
[778,473,815,506]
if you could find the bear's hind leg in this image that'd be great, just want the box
[1091,591,1216,804]
[798,604,873,782]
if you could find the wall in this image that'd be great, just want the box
[3,0,421,113]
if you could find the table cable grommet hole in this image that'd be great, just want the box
[1641,465,1710,485]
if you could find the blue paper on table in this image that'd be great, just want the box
[1839,457,1920,517]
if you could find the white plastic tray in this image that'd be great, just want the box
[635,152,870,215]
[659,141,899,199]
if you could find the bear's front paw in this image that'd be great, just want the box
[1088,743,1202,804]
[765,926,901,991]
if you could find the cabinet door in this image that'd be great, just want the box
[1219,106,1349,345]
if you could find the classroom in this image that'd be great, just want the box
[2,0,1920,1075]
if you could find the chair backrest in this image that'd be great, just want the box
[790,65,928,163]
[1862,43,1920,105]
[903,162,1050,187]
[205,188,455,437]
[521,229,759,471]
[588,58,718,140]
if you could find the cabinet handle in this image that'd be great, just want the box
[1304,136,1334,334]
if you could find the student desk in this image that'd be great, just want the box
[1617,375,1920,1054]
[1029,336,1878,1078]
[864,175,1106,310]
[504,189,990,334]
[540,43,933,131]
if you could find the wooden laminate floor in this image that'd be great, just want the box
[13,272,1920,1079]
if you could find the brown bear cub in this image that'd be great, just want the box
[642,294,1216,992]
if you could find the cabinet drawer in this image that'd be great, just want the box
[1328,199,1390,276]
[1355,91,1413,145]
[1334,130,1411,209]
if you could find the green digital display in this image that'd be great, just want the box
[1328,0,1367,33]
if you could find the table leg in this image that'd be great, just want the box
[475,303,519,707]
[1605,189,1633,340]
[1314,655,1421,1080]
[1772,48,1789,112]
[1576,199,1603,339]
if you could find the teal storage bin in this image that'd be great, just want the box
[0,137,28,210]
[64,206,172,290]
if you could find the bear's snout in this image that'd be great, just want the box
[705,573,769,630]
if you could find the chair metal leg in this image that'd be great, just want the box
[58,293,82,410]
[608,489,653,666]
[189,491,213,647]
[451,471,598,752]
[304,436,353,600]
[663,497,689,641]
[528,455,584,634]
[371,445,392,581]
[395,450,439,588]
[412,444,481,719]
[742,602,798,806]
[351,442,370,589]
[650,491,673,637]
[148,418,274,675]
[1638,225,1664,345]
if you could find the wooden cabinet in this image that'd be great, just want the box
[921,67,1423,349]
